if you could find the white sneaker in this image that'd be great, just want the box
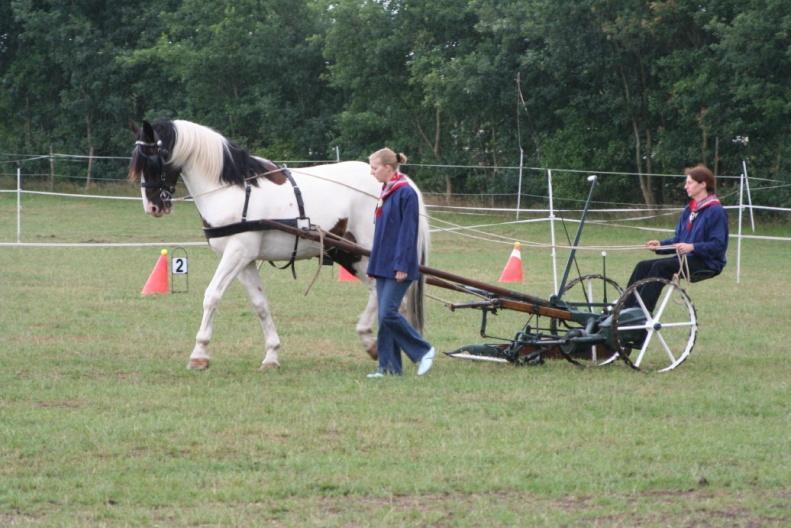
[367,368,401,378]
[417,347,436,376]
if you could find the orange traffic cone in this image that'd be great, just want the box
[338,264,360,282]
[141,249,170,295]
[498,242,523,283]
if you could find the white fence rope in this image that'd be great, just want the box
[5,189,791,215]
[0,241,208,248]
[2,158,789,289]
[12,189,141,200]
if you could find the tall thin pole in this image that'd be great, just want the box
[49,145,55,190]
[556,176,597,297]
[516,148,524,221]
[736,168,744,284]
[547,169,558,294]
[741,159,755,231]
[16,166,22,243]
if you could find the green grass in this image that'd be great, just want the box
[1,192,789,526]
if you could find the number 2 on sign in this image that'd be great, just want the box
[172,257,188,275]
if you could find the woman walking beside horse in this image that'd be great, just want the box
[366,148,435,378]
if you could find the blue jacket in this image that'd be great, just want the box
[658,203,728,272]
[367,184,421,281]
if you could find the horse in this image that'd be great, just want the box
[128,118,429,370]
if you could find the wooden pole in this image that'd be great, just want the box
[240,219,560,309]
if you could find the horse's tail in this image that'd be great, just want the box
[406,178,430,334]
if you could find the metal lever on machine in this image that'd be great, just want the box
[448,300,499,312]
[553,175,598,303]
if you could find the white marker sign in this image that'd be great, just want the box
[172,257,188,275]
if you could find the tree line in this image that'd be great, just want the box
[1,0,788,206]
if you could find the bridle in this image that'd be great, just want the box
[135,138,178,206]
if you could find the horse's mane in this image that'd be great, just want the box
[167,119,264,187]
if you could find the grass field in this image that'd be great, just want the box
[1,190,789,527]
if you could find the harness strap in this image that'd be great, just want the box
[268,249,300,279]
[203,218,300,239]
[285,168,307,219]
[266,167,305,278]
[242,184,252,222]
[203,165,310,280]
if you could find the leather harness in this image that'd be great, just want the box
[202,166,311,278]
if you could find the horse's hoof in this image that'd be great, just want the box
[259,360,280,370]
[187,358,210,370]
[366,344,378,360]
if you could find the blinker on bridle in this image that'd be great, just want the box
[135,139,176,201]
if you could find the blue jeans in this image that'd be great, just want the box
[375,278,432,374]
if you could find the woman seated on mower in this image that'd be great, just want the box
[626,164,728,313]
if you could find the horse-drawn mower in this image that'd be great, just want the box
[425,176,699,373]
[427,271,697,373]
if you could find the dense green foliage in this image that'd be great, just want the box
[1,0,788,203]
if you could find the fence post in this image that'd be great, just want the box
[736,169,744,284]
[16,166,22,244]
[741,159,755,232]
[547,168,558,294]
[49,145,55,190]
[516,148,523,221]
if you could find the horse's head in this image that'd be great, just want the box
[129,120,179,217]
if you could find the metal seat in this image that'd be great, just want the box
[689,268,720,283]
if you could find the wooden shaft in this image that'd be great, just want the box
[425,275,472,295]
[420,263,551,307]
[425,277,571,320]
[496,298,572,320]
[256,219,565,314]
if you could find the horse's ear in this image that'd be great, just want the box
[142,120,155,142]
[129,120,141,137]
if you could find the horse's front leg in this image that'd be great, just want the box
[236,262,281,369]
[188,246,253,370]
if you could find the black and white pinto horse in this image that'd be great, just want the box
[129,119,429,370]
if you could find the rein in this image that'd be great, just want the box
[673,251,691,287]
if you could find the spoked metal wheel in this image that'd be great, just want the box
[560,274,623,315]
[556,274,623,367]
[611,277,698,372]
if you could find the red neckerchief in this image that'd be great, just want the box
[375,172,409,218]
[687,193,720,230]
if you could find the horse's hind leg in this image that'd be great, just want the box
[355,276,415,361]
[188,245,252,370]
[236,262,281,369]
[357,276,378,360]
